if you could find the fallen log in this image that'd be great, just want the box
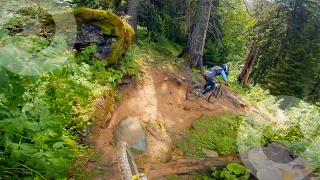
[144,155,242,179]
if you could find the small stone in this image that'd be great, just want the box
[240,103,247,108]
[202,148,219,157]
[164,77,168,81]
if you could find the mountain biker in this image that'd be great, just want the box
[201,64,229,98]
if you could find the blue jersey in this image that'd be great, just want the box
[204,66,228,82]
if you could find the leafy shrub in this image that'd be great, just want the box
[237,96,320,171]
[0,30,139,179]
[0,68,76,179]
[120,44,140,76]
[153,35,183,57]
[137,28,183,58]
[210,163,250,180]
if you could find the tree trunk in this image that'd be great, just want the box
[182,0,212,72]
[238,45,259,85]
[308,76,320,101]
[127,0,139,40]
[114,0,122,10]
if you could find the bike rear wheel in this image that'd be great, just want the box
[208,85,223,103]
[117,141,140,180]
[186,84,203,100]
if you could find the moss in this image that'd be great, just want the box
[73,8,115,21]
[73,8,126,37]
[124,23,134,42]
[73,8,134,64]
[91,21,124,37]
[6,6,55,37]
[17,6,54,24]
[106,39,122,62]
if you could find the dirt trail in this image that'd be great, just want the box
[91,66,245,179]
[108,67,242,132]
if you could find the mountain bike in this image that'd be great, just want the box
[186,78,224,103]
[117,141,148,180]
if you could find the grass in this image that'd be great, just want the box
[137,28,183,58]
[68,146,109,179]
[176,114,245,156]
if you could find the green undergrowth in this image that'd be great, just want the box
[0,32,139,179]
[227,63,320,174]
[176,111,320,156]
[134,28,191,82]
[175,113,269,157]
[176,110,320,177]
[165,163,250,180]
[68,146,107,180]
[137,28,183,58]
[131,149,148,166]
[203,163,250,180]
[176,114,245,156]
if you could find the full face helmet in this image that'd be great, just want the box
[222,64,229,72]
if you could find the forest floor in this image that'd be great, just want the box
[81,59,271,180]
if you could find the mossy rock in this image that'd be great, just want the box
[5,7,134,64]
[72,8,134,64]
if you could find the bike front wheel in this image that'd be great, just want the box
[117,141,140,180]
[208,87,223,103]
[186,84,203,100]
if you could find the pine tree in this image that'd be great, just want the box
[251,0,320,99]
